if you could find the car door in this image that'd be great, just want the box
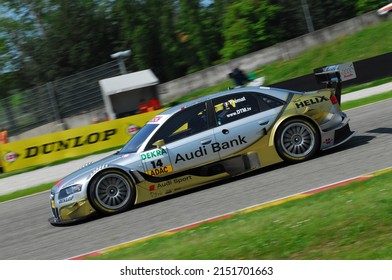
[212,91,282,159]
[143,102,218,174]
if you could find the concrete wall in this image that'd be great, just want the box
[158,11,383,103]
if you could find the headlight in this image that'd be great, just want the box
[58,184,82,199]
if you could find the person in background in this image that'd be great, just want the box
[229,67,249,87]
[0,128,8,144]
[147,97,161,111]
[138,99,149,113]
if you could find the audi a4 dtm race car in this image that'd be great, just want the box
[49,63,356,225]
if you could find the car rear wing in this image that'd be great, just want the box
[313,62,356,104]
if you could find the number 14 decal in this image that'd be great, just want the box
[151,159,163,169]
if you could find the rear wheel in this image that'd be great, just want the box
[275,119,320,163]
[89,170,135,215]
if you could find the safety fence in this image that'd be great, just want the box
[0,60,121,136]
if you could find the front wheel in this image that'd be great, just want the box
[89,170,135,215]
[275,119,320,163]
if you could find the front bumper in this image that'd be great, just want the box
[49,195,95,225]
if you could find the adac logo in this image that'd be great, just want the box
[127,124,140,135]
[4,152,19,163]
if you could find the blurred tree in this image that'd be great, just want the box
[220,0,281,59]
[308,0,356,30]
[268,1,308,39]
[114,0,182,81]
[177,0,210,73]
[197,0,227,65]
[0,0,118,86]
[0,0,387,89]
[355,0,390,14]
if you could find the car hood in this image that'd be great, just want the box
[51,152,140,193]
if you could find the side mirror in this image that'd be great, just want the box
[153,139,165,148]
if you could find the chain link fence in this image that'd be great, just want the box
[0,61,121,136]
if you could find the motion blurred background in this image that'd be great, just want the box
[0,0,390,137]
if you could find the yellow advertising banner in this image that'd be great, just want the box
[0,110,164,173]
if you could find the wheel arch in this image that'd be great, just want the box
[86,166,137,213]
[269,115,321,148]
[87,165,136,189]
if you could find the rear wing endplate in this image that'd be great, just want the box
[314,62,356,104]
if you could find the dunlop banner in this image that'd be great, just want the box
[0,110,164,173]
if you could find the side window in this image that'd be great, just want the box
[258,95,284,109]
[213,93,260,125]
[146,103,208,149]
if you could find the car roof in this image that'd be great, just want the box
[161,86,302,116]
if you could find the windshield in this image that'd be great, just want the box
[119,124,159,154]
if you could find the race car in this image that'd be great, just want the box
[49,63,356,225]
[377,2,392,16]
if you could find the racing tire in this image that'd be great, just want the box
[89,169,135,215]
[275,118,320,163]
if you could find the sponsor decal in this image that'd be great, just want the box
[173,175,192,184]
[59,195,74,204]
[211,135,247,152]
[148,176,193,198]
[324,138,332,145]
[148,176,193,192]
[148,115,168,124]
[233,96,246,104]
[157,181,172,188]
[222,97,246,110]
[141,148,168,161]
[226,106,252,118]
[23,129,117,159]
[146,164,173,176]
[174,135,247,163]
[150,116,163,123]
[127,125,140,135]
[175,146,208,164]
[295,96,329,109]
[323,65,339,72]
[4,152,19,163]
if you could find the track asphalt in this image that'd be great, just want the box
[0,82,391,196]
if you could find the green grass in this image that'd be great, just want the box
[0,182,54,203]
[342,77,392,94]
[342,90,392,110]
[88,170,392,260]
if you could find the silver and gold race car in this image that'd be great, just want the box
[49,63,356,225]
